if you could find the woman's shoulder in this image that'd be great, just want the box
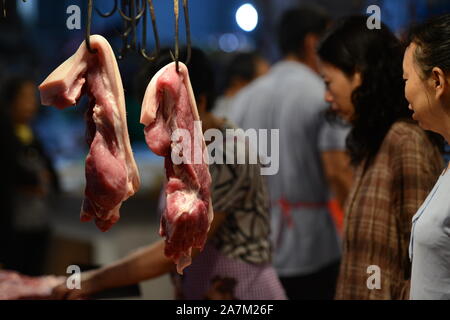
[385,120,430,145]
[382,120,443,170]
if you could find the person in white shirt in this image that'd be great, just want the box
[403,13,450,300]
[212,52,269,119]
[228,6,353,300]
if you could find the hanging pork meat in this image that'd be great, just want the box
[141,62,213,274]
[39,35,140,232]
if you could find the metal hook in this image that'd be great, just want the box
[95,0,117,18]
[117,0,133,59]
[183,0,192,66]
[117,0,143,58]
[86,0,98,54]
[140,0,160,61]
[118,0,145,22]
[171,0,191,72]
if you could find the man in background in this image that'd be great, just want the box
[229,6,353,300]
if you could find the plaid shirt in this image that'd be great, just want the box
[335,121,444,300]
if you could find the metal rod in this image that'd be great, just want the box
[86,0,98,54]
[171,0,191,70]
[183,0,191,66]
[118,0,145,22]
[7,0,191,66]
[131,0,137,50]
[174,0,179,72]
[140,0,160,61]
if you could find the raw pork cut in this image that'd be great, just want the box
[39,35,140,231]
[141,62,213,274]
[0,271,65,300]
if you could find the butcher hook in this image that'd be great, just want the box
[170,0,191,72]
[116,0,159,60]
[86,0,98,54]
[87,0,159,61]
[140,0,160,61]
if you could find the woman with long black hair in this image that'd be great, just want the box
[317,16,444,299]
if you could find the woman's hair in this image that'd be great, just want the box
[317,16,414,167]
[408,13,450,78]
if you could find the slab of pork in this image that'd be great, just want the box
[39,35,140,231]
[141,62,213,274]
[0,271,65,300]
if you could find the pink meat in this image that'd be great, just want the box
[141,62,213,274]
[39,35,140,231]
[0,271,65,300]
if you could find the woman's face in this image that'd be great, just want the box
[12,81,38,124]
[403,43,442,132]
[318,61,361,123]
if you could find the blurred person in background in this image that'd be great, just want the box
[52,48,287,300]
[403,13,450,300]
[0,77,60,276]
[212,51,269,119]
[317,16,444,299]
[228,6,353,300]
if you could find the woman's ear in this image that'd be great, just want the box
[351,72,362,89]
[431,66,447,100]
[304,33,319,55]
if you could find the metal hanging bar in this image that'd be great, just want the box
[171,0,192,72]
[140,0,160,61]
[5,0,192,65]
[86,0,98,54]
[172,0,180,71]
[183,0,192,66]
[118,0,145,22]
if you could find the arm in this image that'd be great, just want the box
[321,150,353,208]
[53,210,227,299]
[318,118,352,208]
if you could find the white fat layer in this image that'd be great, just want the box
[173,190,198,219]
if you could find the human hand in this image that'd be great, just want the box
[51,271,99,300]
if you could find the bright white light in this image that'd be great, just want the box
[236,3,258,32]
